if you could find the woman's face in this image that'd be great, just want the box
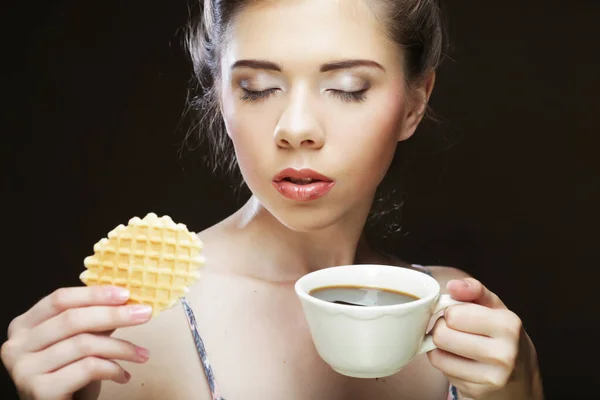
[220,0,429,232]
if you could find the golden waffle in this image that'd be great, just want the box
[80,213,204,316]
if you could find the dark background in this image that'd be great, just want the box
[3,1,599,399]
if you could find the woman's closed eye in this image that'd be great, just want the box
[240,88,279,102]
[326,74,370,103]
[239,87,369,103]
[327,88,368,103]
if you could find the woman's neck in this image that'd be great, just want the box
[229,195,377,282]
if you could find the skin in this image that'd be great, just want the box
[1,0,544,399]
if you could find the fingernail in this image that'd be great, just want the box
[136,346,151,361]
[111,288,130,302]
[128,305,153,321]
[124,370,131,382]
[448,279,469,290]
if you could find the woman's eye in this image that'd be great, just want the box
[328,89,368,103]
[239,88,368,103]
[240,88,279,102]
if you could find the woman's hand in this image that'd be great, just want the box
[1,286,153,400]
[428,278,543,400]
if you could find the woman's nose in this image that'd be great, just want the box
[273,93,324,150]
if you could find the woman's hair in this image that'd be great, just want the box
[182,0,449,240]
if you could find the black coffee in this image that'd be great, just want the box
[309,285,419,307]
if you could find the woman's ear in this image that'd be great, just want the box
[397,71,436,142]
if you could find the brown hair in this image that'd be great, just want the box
[183,0,447,176]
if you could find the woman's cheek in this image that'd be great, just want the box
[225,112,274,192]
[340,94,406,183]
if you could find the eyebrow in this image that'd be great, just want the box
[320,59,385,72]
[230,59,385,72]
[231,59,281,71]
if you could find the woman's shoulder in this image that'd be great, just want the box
[97,299,212,400]
[195,216,245,269]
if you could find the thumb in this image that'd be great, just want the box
[446,277,506,309]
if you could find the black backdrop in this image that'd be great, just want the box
[3,1,599,399]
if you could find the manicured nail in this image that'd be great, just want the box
[128,305,153,321]
[136,346,151,361]
[448,279,469,290]
[111,288,130,302]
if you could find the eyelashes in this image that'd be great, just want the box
[329,88,368,103]
[240,88,279,102]
[239,88,368,103]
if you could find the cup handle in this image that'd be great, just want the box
[417,294,466,354]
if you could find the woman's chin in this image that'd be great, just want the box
[269,205,350,233]
[248,191,367,233]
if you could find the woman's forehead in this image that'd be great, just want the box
[223,0,402,71]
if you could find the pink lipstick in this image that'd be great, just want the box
[272,168,335,202]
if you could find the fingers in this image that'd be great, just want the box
[2,286,148,400]
[433,277,524,399]
[23,304,153,353]
[8,286,130,338]
[428,349,509,388]
[444,303,522,338]
[17,334,149,377]
[60,357,130,389]
[26,357,130,399]
[428,349,512,399]
[446,278,505,309]
[432,318,517,367]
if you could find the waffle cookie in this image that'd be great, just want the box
[80,213,204,316]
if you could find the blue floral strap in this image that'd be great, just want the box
[180,296,226,400]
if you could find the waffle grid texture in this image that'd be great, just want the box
[80,213,204,316]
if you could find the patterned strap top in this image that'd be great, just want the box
[180,264,458,400]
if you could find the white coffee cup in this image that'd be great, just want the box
[294,264,465,379]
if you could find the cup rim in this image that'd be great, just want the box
[294,264,440,312]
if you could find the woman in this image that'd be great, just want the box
[1,0,544,399]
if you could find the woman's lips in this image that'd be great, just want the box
[272,180,335,201]
[272,168,335,201]
[272,168,333,183]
